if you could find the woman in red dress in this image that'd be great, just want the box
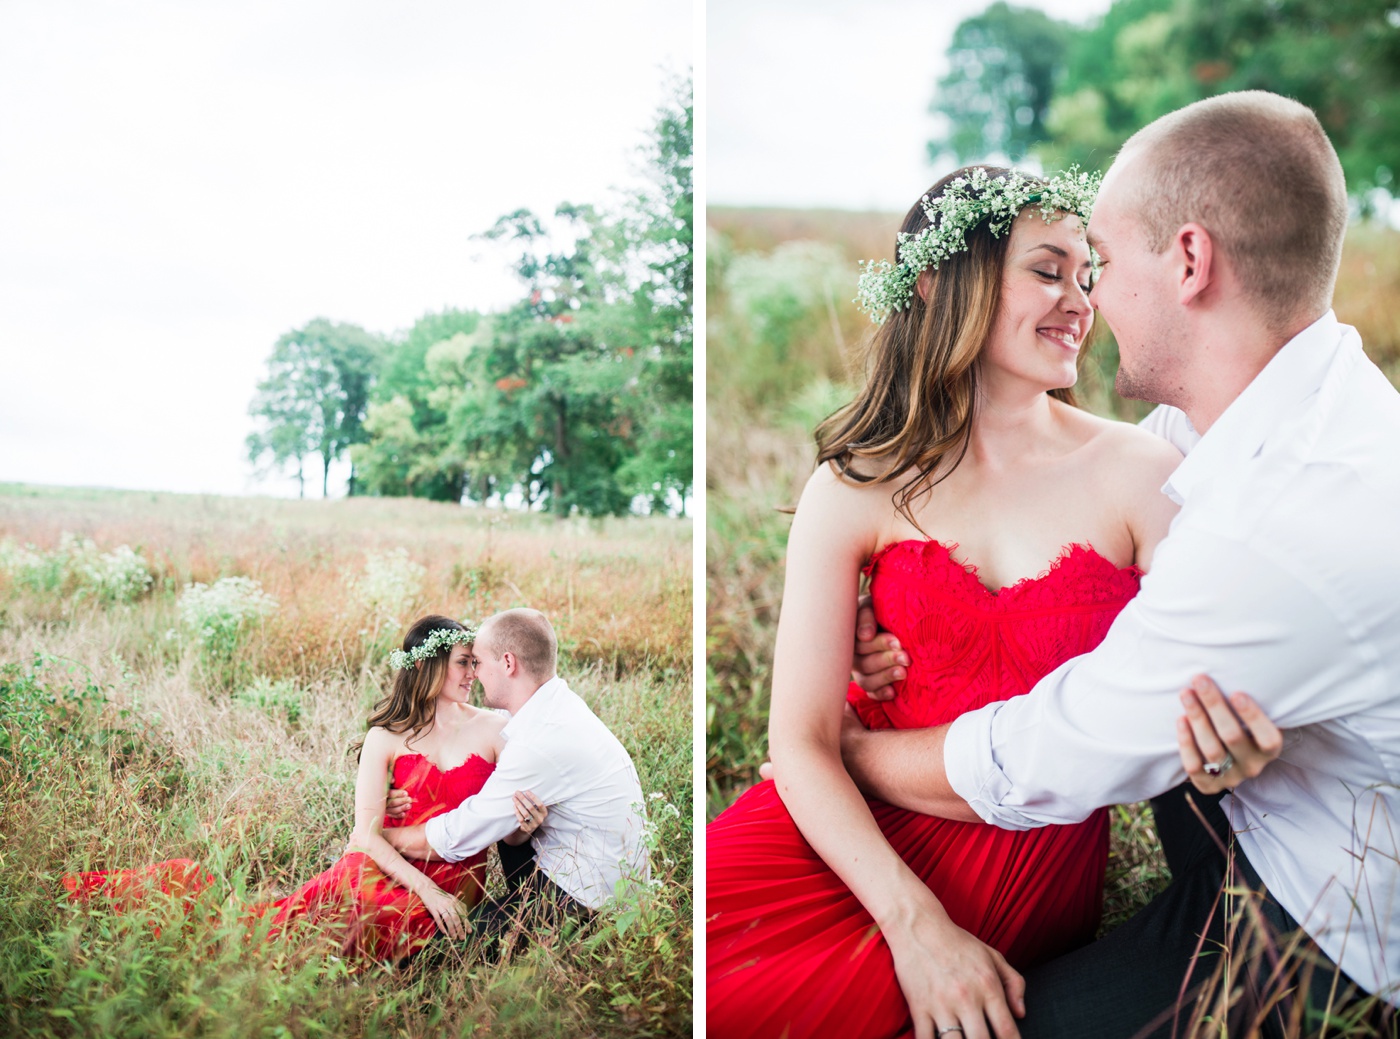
[63,614,548,963]
[706,167,1187,1038]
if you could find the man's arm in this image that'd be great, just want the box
[838,706,978,819]
[846,528,1363,828]
[383,745,563,861]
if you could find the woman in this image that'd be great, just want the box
[706,166,1186,1039]
[62,614,547,963]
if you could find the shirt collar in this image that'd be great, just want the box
[500,674,566,740]
[1162,310,1345,506]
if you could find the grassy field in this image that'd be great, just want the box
[705,207,1400,1034]
[0,484,692,1038]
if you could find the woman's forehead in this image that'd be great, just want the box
[1009,210,1089,253]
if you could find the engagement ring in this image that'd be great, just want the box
[1202,753,1235,776]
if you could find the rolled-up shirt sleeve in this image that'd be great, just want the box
[424,744,566,862]
[945,526,1368,830]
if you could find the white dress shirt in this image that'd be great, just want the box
[424,676,649,909]
[944,312,1400,1001]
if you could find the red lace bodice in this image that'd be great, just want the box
[848,540,1142,730]
[385,752,497,828]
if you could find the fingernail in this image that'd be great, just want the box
[858,627,874,638]
[891,668,904,679]
[888,638,900,649]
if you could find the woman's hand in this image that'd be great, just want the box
[884,907,1026,1039]
[1177,674,1284,795]
[513,790,547,835]
[417,884,470,940]
[384,787,412,819]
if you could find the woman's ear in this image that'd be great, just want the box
[916,269,933,304]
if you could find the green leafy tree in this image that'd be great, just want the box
[353,311,484,501]
[247,318,384,497]
[930,3,1074,163]
[616,76,694,514]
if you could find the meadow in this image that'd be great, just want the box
[0,484,692,1038]
[705,206,1400,1036]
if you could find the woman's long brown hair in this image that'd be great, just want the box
[815,166,1083,528]
[350,614,469,758]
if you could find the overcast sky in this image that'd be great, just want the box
[709,0,1114,211]
[0,1,690,497]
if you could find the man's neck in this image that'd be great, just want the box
[1175,309,1318,434]
[502,673,557,716]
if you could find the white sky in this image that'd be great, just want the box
[0,1,691,497]
[709,0,1114,211]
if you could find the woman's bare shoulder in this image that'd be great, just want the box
[1072,409,1183,480]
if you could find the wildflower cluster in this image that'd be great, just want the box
[0,533,152,603]
[177,577,278,659]
[856,166,1102,324]
[387,625,477,671]
[351,548,425,626]
[73,543,154,603]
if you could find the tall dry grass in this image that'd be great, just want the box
[705,207,1400,1033]
[0,484,692,1038]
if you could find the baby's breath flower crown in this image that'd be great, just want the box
[856,166,1102,324]
[387,624,477,671]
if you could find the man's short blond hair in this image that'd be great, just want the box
[1119,91,1347,331]
[479,608,557,681]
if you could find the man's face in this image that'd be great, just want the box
[470,630,506,709]
[1087,158,1182,407]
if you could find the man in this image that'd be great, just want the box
[384,607,648,945]
[842,91,1400,1036]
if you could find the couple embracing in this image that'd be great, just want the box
[708,91,1400,1037]
[66,608,650,963]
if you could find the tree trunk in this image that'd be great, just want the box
[321,453,331,498]
[297,458,305,499]
[553,397,568,516]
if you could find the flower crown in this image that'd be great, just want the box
[387,624,477,671]
[855,166,1102,324]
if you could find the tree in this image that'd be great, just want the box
[247,318,384,497]
[929,3,1074,164]
[353,310,483,501]
[615,76,694,514]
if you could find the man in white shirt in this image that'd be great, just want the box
[385,608,648,943]
[844,92,1400,1036]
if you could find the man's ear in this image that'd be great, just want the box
[501,651,518,677]
[1173,222,1215,306]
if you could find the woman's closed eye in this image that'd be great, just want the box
[1035,268,1093,294]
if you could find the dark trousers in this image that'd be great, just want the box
[1019,785,1393,1038]
[464,839,590,960]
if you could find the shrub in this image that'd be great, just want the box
[0,533,152,603]
[351,548,426,628]
[177,577,278,662]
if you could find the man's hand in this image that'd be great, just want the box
[1176,674,1284,795]
[851,595,907,702]
[384,787,412,819]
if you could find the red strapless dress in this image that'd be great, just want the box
[61,752,494,962]
[706,541,1141,1039]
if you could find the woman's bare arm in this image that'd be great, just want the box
[768,466,1025,1039]
[345,727,469,939]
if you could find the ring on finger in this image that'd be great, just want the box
[935,1028,964,1037]
[1202,752,1235,776]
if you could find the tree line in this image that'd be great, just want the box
[931,0,1399,208]
[247,80,692,517]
